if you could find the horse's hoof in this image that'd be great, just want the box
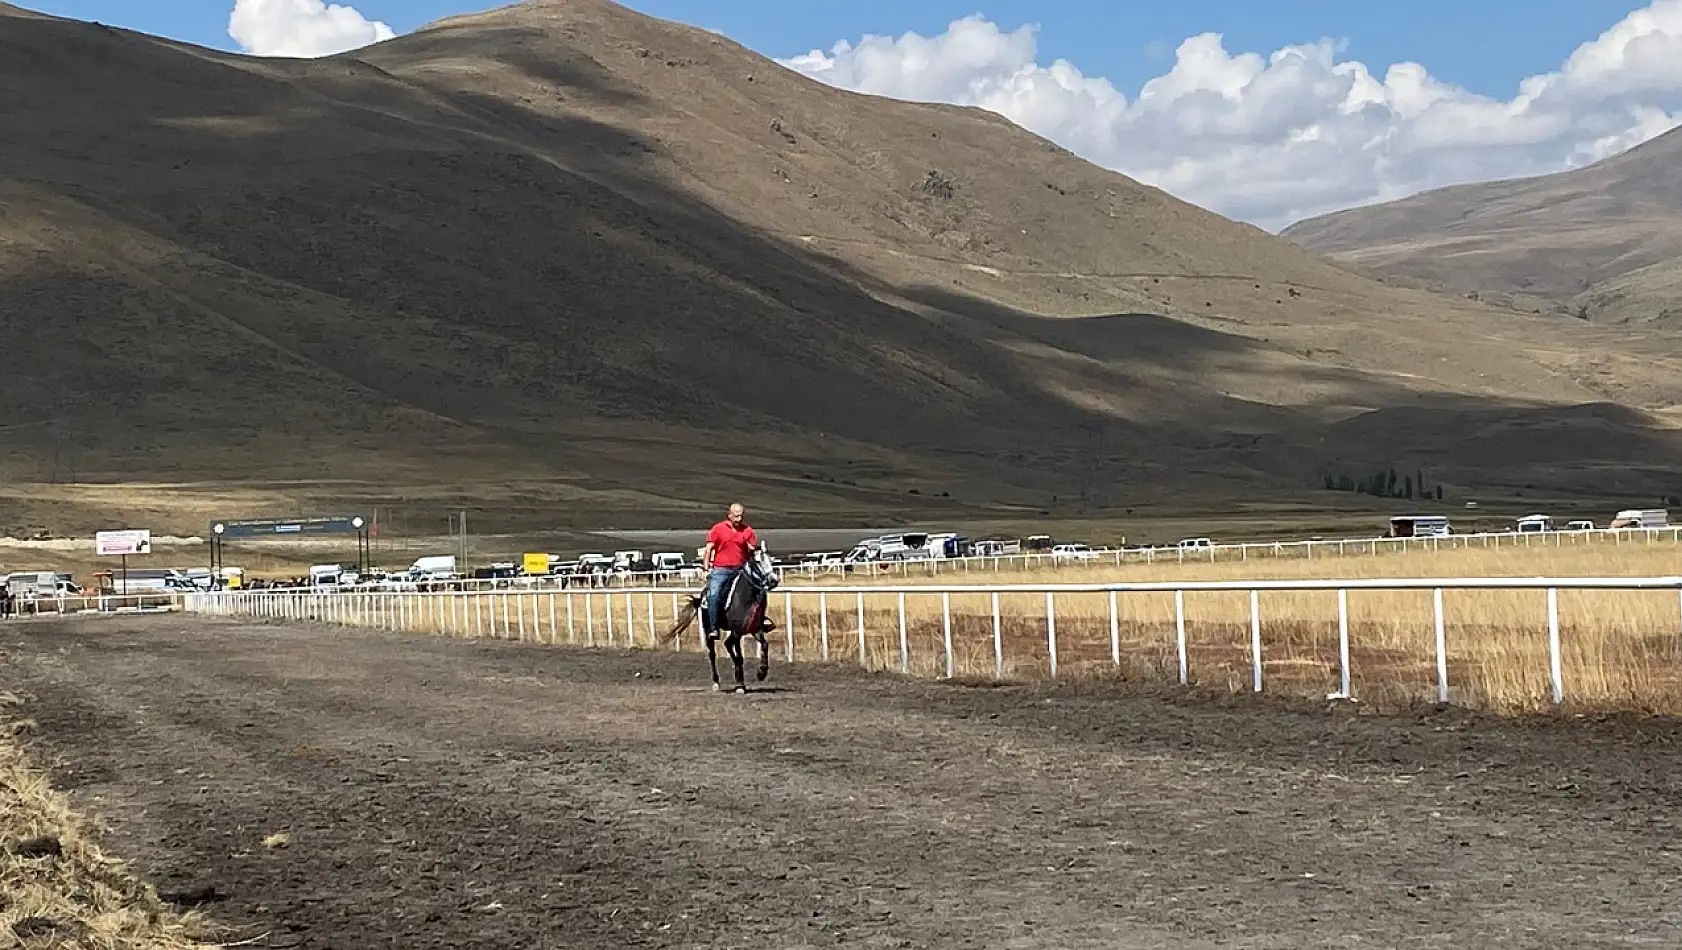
[756,668,769,682]
[734,686,746,694]
[712,682,721,692]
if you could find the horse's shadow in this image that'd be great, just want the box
[676,685,796,695]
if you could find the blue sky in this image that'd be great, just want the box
[18,0,1633,101]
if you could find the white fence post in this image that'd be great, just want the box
[942,592,954,680]
[856,592,867,668]
[664,592,677,650]
[1547,587,1563,705]
[819,591,829,662]
[898,592,909,674]
[784,592,794,661]
[1433,587,1448,703]
[991,591,1003,679]
[1337,589,1351,699]
[1249,590,1262,692]
[1174,590,1188,685]
[1045,592,1058,679]
[1109,591,1120,667]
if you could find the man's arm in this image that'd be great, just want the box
[701,524,720,571]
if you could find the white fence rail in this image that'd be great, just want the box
[185,575,1682,709]
[1,592,181,617]
[266,524,1682,593]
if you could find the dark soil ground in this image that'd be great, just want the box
[6,614,1682,949]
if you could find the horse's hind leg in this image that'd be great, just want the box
[754,630,770,682]
[706,634,722,692]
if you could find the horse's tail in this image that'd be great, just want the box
[660,593,704,644]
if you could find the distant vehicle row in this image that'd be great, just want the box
[1387,508,1667,538]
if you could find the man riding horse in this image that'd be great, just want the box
[701,502,775,639]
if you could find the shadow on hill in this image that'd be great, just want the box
[5,11,1682,501]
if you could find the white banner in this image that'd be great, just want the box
[95,529,152,557]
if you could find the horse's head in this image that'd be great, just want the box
[744,545,781,591]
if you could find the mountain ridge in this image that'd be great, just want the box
[4,0,1682,530]
[1280,126,1682,324]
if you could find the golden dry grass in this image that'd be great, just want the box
[291,538,1682,715]
[0,693,215,949]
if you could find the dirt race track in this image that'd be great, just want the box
[7,616,1682,949]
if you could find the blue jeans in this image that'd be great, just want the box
[704,567,739,633]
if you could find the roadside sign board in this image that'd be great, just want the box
[210,516,366,539]
[522,552,550,576]
[95,529,152,557]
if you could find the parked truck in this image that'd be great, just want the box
[1609,508,1668,530]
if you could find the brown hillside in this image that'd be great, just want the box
[1280,127,1682,324]
[4,0,1682,537]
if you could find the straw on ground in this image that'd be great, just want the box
[0,692,217,950]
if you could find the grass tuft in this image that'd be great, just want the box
[0,692,219,950]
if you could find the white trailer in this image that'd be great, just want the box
[1388,516,1451,538]
[1609,509,1668,529]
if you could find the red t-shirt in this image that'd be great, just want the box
[707,521,758,568]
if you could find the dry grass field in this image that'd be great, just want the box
[0,693,212,949]
[245,539,1682,716]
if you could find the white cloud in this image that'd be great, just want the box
[228,0,395,58]
[777,3,1682,229]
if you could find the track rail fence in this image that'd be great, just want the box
[300,524,1682,592]
[1,592,181,617]
[185,575,1682,709]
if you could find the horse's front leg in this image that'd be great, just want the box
[726,634,746,693]
[706,634,721,691]
[754,630,770,682]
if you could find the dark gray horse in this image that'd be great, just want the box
[662,547,779,692]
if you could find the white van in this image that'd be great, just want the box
[6,571,80,598]
[409,555,459,581]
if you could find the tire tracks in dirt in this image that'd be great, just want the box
[5,614,1682,949]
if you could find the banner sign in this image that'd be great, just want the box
[96,529,152,557]
[210,516,367,539]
